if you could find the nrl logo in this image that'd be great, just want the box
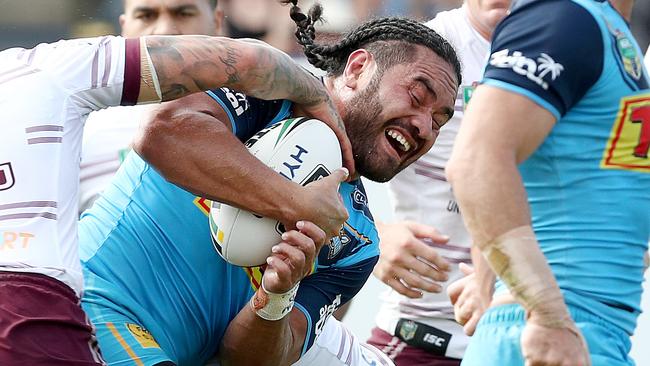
[0,162,15,191]
[614,29,642,81]
[399,320,418,341]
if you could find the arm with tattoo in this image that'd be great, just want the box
[138,36,354,173]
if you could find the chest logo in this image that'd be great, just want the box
[601,93,650,172]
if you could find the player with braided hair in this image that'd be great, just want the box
[78,1,460,365]
[281,0,461,83]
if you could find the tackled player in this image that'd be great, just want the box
[78,1,461,365]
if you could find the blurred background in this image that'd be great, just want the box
[1,0,648,363]
[3,0,648,52]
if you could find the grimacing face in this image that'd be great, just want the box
[120,0,220,37]
[344,45,458,182]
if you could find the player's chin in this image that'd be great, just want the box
[359,160,404,183]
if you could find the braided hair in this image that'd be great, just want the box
[279,1,461,85]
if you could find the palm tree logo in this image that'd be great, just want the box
[537,53,564,81]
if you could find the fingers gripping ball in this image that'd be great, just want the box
[209,117,342,267]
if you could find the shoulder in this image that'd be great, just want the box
[425,7,467,42]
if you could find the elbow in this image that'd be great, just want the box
[133,106,178,163]
[445,154,466,188]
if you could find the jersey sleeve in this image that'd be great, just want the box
[17,36,130,111]
[482,0,604,119]
[293,255,378,356]
[205,88,292,141]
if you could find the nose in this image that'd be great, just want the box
[411,113,434,140]
[151,15,182,35]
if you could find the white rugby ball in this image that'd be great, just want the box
[209,117,342,267]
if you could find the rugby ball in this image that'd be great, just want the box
[209,117,342,267]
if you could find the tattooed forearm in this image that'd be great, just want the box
[142,36,343,130]
[217,45,241,85]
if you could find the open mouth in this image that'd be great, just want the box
[385,129,413,157]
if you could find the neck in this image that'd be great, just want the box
[466,9,492,41]
[610,0,633,21]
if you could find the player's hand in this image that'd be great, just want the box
[373,221,451,298]
[287,168,349,240]
[262,220,325,293]
[521,315,591,366]
[292,104,356,178]
[447,263,490,335]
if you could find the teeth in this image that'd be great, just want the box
[387,130,411,152]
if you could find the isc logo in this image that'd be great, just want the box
[279,145,308,180]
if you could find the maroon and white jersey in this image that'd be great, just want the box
[375,6,490,358]
[0,36,141,295]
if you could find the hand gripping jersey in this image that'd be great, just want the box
[374,6,489,358]
[79,88,379,365]
[0,36,143,295]
[484,0,650,336]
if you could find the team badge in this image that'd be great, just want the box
[327,226,351,259]
[398,320,418,342]
[614,28,643,81]
[0,162,15,191]
[126,323,160,349]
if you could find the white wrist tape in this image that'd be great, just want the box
[250,281,300,321]
[138,37,162,103]
[480,225,572,328]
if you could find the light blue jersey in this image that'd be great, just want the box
[464,0,650,365]
[80,89,379,365]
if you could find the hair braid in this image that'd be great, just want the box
[279,1,461,84]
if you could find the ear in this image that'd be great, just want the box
[342,49,376,91]
[213,6,225,36]
[119,14,126,31]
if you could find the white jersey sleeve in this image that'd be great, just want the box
[0,36,136,295]
[374,6,491,359]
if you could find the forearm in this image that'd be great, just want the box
[135,106,301,222]
[448,153,569,324]
[220,305,305,365]
[470,246,495,300]
[143,36,330,106]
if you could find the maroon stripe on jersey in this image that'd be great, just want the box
[27,137,62,144]
[414,168,446,182]
[421,239,470,253]
[0,68,39,85]
[0,201,57,210]
[442,256,470,264]
[121,38,141,106]
[344,326,354,365]
[0,212,57,221]
[25,125,63,133]
[26,47,37,65]
[0,64,28,79]
[101,37,112,87]
[414,159,444,171]
[91,44,100,89]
